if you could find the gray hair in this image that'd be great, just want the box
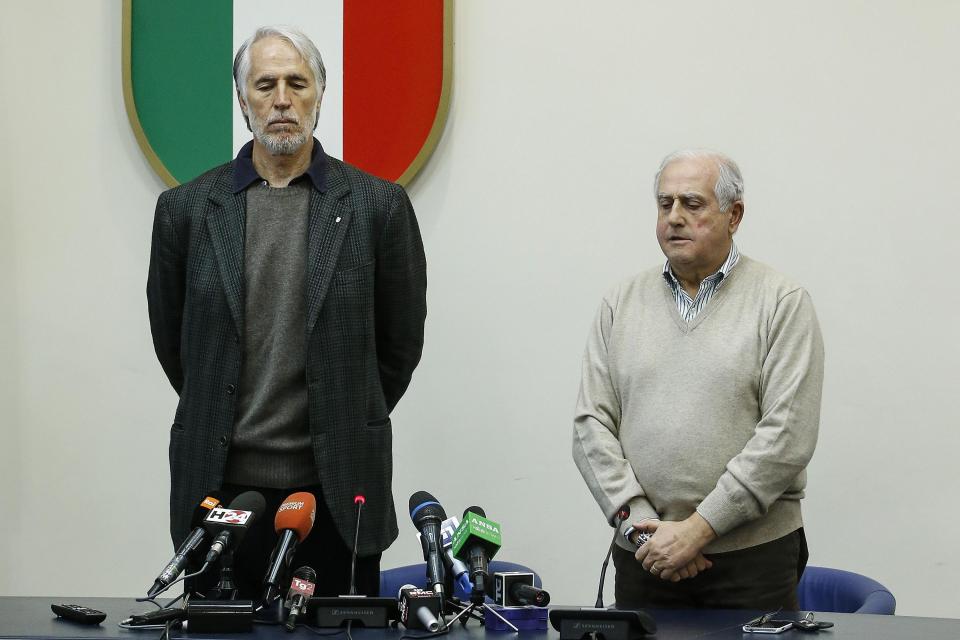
[654,149,744,212]
[233,25,327,103]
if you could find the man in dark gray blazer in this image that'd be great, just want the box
[147,25,426,599]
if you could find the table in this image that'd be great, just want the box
[2,597,958,640]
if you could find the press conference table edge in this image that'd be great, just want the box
[2,597,959,640]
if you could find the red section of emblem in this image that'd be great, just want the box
[343,2,445,183]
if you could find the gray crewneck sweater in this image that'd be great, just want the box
[225,181,318,489]
[573,256,824,554]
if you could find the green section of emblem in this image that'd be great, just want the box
[129,0,233,185]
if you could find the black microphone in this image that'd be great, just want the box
[348,494,365,595]
[203,490,265,565]
[408,491,447,597]
[510,583,551,607]
[283,566,317,632]
[147,491,226,598]
[263,492,317,604]
[596,506,631,608]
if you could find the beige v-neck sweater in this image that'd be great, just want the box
[573,256,824,554]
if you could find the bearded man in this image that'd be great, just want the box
[147,26,427,599]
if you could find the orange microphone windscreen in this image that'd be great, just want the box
[274,492,317,542]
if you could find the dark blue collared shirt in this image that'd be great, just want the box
[232,137,328,193]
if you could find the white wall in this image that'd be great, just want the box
[1,0,958,618]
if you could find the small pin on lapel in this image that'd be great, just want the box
[335,216,341,223]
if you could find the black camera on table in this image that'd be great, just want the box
[493,571,550,607]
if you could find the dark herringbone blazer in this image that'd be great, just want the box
[147,153,426,556]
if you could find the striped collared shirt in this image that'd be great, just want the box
[663,243,740,323]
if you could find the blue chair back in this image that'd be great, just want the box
[380,560,540,598]
[797,566,896,614]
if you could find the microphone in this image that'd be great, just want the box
[147,491,225,598]
[397,584,442,632]
[203,490,266,565]
[596,506,630,608]
[492,571,550,607]
[263,492,317,604]
[348,494,365,595]
[408,491,447,597]
[442,548,473,599]
[547,505,657,638]
[310,494,394,629]
[438,514,473,599]
[510,583,551,607]
[283,566,317,632]
[451,506,501,599]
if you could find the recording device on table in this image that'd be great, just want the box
[549,505,657,640]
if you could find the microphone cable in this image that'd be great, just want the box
[137,561,212,601]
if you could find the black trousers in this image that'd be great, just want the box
[189,483,381,600]
[613,529,808,611]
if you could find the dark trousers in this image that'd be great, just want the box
[613,529,808,611]
[190,483,381,601]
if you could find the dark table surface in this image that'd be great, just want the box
[3,597,959,640]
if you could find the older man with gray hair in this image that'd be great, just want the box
[573,150,824,609]
[148,26,427,600]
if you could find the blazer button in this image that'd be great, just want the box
[226,384,236,395]
[219,435,228,446]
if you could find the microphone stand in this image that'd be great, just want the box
[445,578,518,632]
[209,548,238,600]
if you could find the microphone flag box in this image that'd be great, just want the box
[204,507,254,526]
[484,604,548,631]
[284,575,316,608]
[451,511,502,560]
[439,516,460,548]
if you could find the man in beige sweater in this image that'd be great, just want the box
[573,150,824,610]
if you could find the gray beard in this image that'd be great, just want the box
[249,109,316,156]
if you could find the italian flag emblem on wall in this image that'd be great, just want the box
[123,0,451,187]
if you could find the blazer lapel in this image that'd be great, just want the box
[306,162,353,337]
[206,175,247,337]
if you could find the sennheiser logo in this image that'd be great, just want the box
[333,608,374,615]
[279,501,305,512]
[574,622,615,630]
